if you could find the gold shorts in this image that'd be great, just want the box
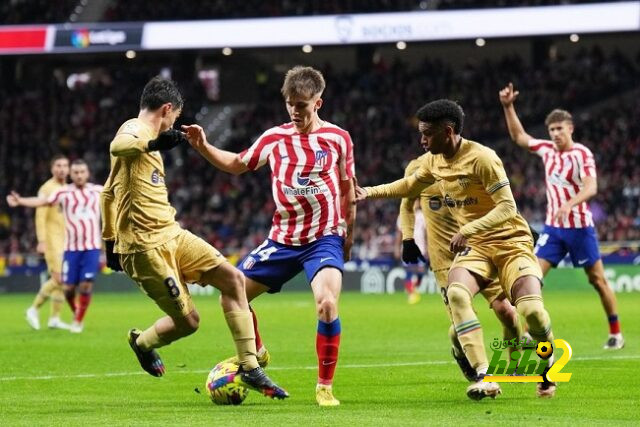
[450,239,542,301]
[44,249,63,275]
[436,268,503,308]
[121,229,226,318]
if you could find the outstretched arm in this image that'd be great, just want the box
[340,177,357,261]
[499,82,534,149]
[182,124,249,175]
[355,169,433,202]
[6,191,49,208]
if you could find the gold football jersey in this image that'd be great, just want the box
[36,178,65,255]
[415,139,531,243]
[101,118,181,254]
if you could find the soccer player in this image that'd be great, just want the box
[24,155,70,330]
[182,66,356,406]
[499,83,624,349]
[355,99,556,400]
[394,201,426,305]
[399,156,524,381]
[7,159,102,333]
[100,76,287,399]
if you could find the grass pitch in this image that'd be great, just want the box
[1,288,638,426]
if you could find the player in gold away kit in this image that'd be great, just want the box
[356,100,556,400]
[398,155,524,382]
[100,76,288,399]
[25,155,71,330]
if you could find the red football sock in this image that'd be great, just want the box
[404,279,415,294]
[608,315,621,334]
[249,305,263,350]
[74,293,92,323]
[317,318,341,385]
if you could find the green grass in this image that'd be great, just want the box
[1,289,639,426]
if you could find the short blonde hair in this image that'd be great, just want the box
[281,66,325,99]
[545,109,573,126]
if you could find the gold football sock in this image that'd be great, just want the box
[448,324,465,358]
[224,310,259,370]
[49,280,65,318]
[504,313,524,358]
[136,325,168,351]
[515,295,554,344]
[33,278,57,308]
[448,282,488,374]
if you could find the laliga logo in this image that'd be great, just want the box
[70,29,127,48]
[71,29,90,48]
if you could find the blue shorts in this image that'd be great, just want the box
[534,225,601,268]
[62,249,101,286]
[238,235,344,293]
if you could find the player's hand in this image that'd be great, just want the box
[449,232,469,254]
[181,124,208,151]
[402,239,426,264]
[104,240,123,272]
[554,203,572,223]
[36,242,47,254]
[343,236,353,262]
[147,129,187,152]
[6,191,21,207]
[354,186,368,202]
[499,82,519,107]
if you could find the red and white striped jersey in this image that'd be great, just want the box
[240,121,355,245]
[48,183,103,251]
[528,139,596,228]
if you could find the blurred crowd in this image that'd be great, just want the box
[1,46,639,266]
[1,0,619,24]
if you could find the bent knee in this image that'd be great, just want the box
[177,313,200,335]
[491,297,515,318]
[447,283,471,307]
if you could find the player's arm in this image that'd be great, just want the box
[450,152,517,252]
[458,185,517,238]
[6,191,49,208]
[340,177,357,261]
[554,175,597,223]
[355,165,434,201]
[110,129,186,157]
[34,188,48,253]
[499,82,534,149]
[100,177,117,242]
[182,124,249,175]
[100,178,123,271]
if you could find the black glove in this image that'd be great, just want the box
[104,240,123,272]
[147,129,187,152]
[402,239,426,264]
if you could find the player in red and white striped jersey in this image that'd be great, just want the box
[183,66,356,406]
[500,83,623,349]
[7,159,102,333]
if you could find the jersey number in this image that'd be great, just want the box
[164,277,180,298]
[250,240,278,261]
[535,233,550,252]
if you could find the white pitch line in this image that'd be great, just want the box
[0,354,638,382]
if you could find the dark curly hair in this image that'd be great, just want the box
[416,99,465,134]
[140,76,184,111]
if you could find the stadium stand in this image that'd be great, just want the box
[1,45,639,263]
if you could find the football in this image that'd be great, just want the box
[205,362,249,405]
[536,341,554,360]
